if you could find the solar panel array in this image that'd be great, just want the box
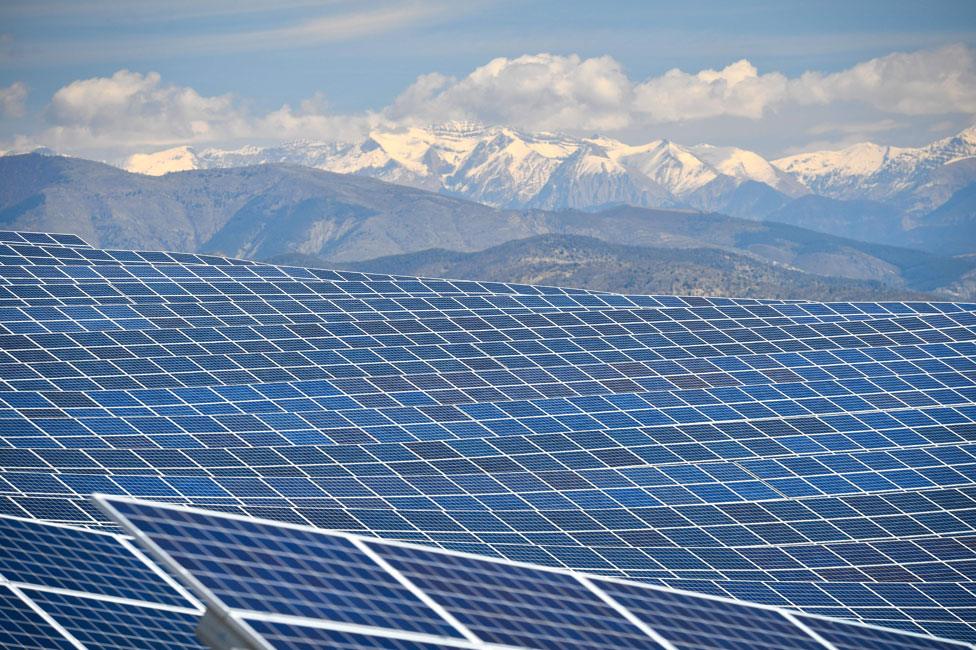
[1,230,975,643]
[99,495,973,650]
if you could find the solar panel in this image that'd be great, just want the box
[0,514,193,606]
[19,588,204,650]
[796,613,971,650]
[591,575,827,649]
[0,512,204,648]
[0,586,77,649]
[1,230,975,643]
[367,540,658,650]
[97,495,972,650]
[98,496,470,640]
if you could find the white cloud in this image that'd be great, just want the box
[388,45,976,132]
[32,70,371,155]
[387,53,634,131]
[6,44,976,159]
[0,81,27,117]
[632,60,788,121]
[790,44,976,115]
[46,70,241,144]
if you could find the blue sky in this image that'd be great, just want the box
[1,0,975,159]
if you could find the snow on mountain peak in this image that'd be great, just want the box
[124,146,200,176]
[116,122,976,214]
[773,142,895,178]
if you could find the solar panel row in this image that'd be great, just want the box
[1,231,974,643]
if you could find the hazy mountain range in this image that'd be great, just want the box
[1,153,973,301]
[273,234,938,302]
[118,122,976,251]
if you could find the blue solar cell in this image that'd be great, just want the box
[0,587,75,649]
[103,498,466,639]
[0,515,189,607]
[797,613,970,650]
[21,588,204,649]
[368,539,662,649]
[593,577,826,649]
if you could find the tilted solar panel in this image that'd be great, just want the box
[97,495,972,650]
[1,231,975,643]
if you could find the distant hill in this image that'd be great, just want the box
[1,153,973,298]
[271,234,937,302]
[906,181,976,255]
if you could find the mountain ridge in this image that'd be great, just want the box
[270,233,940,302]
[0,152,972,299]
[117,122,976,216]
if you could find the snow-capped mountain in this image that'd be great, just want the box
[122,122,804,211]
[773,126,976,213]
[121,122,976,220]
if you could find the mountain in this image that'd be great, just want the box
[116,123,976,250]
[773,126,976,214]
[0,153,538,260]
[905,181,976,254]
[273,234,936,302]
[1,153,972,298]
[762,194,906,246]
[122,122,804,212]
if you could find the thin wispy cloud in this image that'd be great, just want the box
[196,2,454,52]
[0,1,468,66]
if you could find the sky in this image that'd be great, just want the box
[1,0,975,161]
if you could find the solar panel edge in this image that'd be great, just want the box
[95,494,974,650]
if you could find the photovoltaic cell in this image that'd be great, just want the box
[0,586,76,649]
[592,576,826,649]
[797,613,970,650]
[103,497,467,639]
[369,540,660,650]
[21,588,204,650]
[0,514,190,607]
